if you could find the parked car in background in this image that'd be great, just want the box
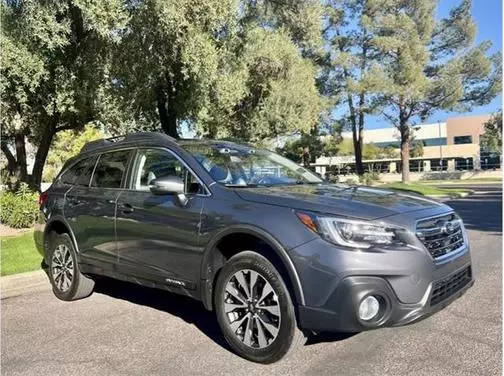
[35,132,474,363]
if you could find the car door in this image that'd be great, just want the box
[115,147,208,290]
[65,149,132,272]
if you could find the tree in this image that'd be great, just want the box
[43,125,104,182]
[365,0,501,182]
[322,133,344,156]
[204,27,326,141]
[480,112,502,154]
[362,142,381,160]
[328,138,356,156]
[322,0,382,175]
[279,131,325,167]
[381,145,399,159]
[106,0,237,138]
[111,0,327,140]
[409,138,424,158]
[1,0,127,190]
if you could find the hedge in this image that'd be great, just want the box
[0,184,39,228]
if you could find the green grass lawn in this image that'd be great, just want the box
[419,177,502,185]
[380,182,472,197]
[1,231,42,276]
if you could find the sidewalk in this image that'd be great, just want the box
[1,270,50,299]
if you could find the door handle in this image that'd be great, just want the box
[119,203,134,214]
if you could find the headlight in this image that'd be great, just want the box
[296,211,404,249]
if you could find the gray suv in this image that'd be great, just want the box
[35,132,474,363]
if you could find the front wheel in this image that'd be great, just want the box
[214,251,305,363]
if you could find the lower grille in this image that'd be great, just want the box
[416,213,466,259]
[430,266,472,306]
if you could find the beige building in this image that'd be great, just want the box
[314,114,500,176]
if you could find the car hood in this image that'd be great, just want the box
[233,184,445,220]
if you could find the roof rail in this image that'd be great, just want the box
[80,132,176,154]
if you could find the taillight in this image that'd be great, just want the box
[39,191,49,206]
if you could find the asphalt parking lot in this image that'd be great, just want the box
[2,184,502,376]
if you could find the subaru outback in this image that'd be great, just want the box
[35,132,474,363]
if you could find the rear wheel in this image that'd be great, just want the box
[48,233,94,301]
[214,251,305,363]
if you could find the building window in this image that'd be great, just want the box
[374,141,400,148]
[422,138,447,146]
[374,138,447,148]
[454,135,473,144]
[455,157,473,171]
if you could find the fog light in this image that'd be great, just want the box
[359,295,380,321]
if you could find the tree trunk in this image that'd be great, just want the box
[156,87,179,138]
[30,129,55,192]
[355,102,366,176]
[0,141,17,176]
[353,133,364,175]
[14,133,28,182]
[355,31,368,177]
[347,93,365,176]
[399,122,410,183]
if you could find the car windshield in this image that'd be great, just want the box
[181,142,324,187]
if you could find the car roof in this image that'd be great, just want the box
[79,132,253,156]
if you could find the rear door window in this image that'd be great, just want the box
[91,150,131,188]
[59,156,97,186]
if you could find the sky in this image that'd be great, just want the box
[363,0,503,129]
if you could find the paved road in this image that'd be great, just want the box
[2,186,502,376]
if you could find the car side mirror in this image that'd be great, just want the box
[150,176,188,206]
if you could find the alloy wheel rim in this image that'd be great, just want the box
[224,269,281,349]
[51,244,74,292]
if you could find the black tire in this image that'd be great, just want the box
[47,233,95,301]
[214,251,305,363]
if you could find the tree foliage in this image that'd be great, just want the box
[322,0,383,175]
[409,137,424,158]
[364,0,501,182]
[1,0,500,192]
[480,112,503,154]
[43,125,104,182]
[1,0,128,190]
[279,133,325,167]
[321,138,398,160]
[109,0,327,140]
[1,0,327,189]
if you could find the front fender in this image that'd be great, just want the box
[199,224,305,310]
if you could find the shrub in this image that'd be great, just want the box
[0,183,39,228]
[359,172,380,186]
[326,173,340,183]
[345,178,357,185]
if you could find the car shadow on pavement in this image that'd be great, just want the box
[305,331,358,345]
[93,277,233,352]
[93,276,357,351]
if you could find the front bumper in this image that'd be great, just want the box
[297,264,474,332]
[290,233,474,333]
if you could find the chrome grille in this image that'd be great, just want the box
[416,213,466,259]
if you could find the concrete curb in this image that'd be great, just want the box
[1,269,50,299]
[423,181,502,185]
[426,190,474,199]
